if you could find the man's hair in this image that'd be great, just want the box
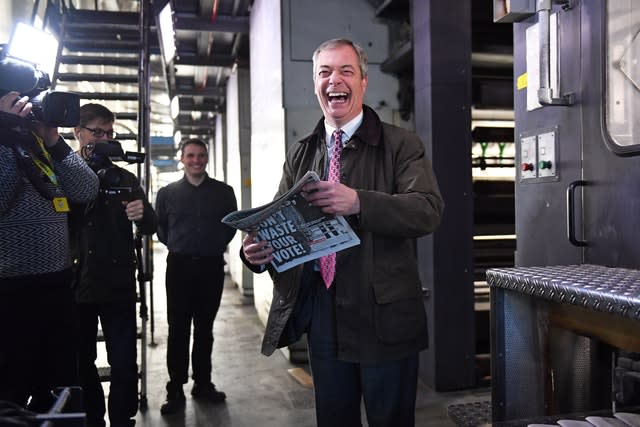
[78,103,115,127]
[180,138,208,155]
[312,38,368,80]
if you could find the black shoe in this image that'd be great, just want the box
[160,389,186,415]
[191,382,226,403]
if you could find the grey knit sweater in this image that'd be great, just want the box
[0,137,99,278]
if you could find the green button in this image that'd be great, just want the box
[539,160,552,169]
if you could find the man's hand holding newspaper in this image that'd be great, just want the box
[222,171,360,273]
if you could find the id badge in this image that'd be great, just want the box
[53,197,70,212]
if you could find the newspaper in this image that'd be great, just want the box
[222,171,361,273]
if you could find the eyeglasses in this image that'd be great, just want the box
[82,126,116,139]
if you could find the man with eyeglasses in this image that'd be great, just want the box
[69,103,156,427]
[81,125,116,139]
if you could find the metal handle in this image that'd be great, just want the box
[566,180,587,247]
[536,0,574,106]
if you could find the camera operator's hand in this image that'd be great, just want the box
[124,199,145,222]
[31,122,60,148]
[0,92,32,118]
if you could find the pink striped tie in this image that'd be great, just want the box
[320,129,343,288]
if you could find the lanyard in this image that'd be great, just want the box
[28,132,59,187]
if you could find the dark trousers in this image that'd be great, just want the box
[307,272,419,427]
[0,270,77,411]
[76,301,138,427]
[165,253,225,390]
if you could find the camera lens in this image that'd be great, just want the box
[97,167,123,188]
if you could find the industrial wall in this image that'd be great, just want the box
[226,68,253,296]
[248,0,287,326]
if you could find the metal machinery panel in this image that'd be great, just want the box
[513,0,640,277]
[491,286,545,421]
[489,264,640,422]
[513,2,582,268]
[498,0,640,423]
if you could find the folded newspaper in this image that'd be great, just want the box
[222,171,361,273]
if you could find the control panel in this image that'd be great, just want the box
[519,128,559,182]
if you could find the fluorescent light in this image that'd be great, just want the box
[8,23,59,76]
[170,95,179,119]
[158,2,176,64]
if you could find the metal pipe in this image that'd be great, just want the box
[471,107,514,121]
[471,52,513,69]
[536,0,573,106]
[137,0,153,403]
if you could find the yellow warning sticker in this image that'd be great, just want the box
[517,73,528,90]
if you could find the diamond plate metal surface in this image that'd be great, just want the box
[487,264,640,320]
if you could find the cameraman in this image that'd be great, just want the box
[69,103,156,427]
[0,91,99,410]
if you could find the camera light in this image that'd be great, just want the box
[8,23,59,77]
[158,2,176,64]
[173,130,182,146]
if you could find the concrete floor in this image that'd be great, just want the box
[93,242,491,427]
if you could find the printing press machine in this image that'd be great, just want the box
[487,264,640,427]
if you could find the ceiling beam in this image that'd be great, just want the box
[172,87,226,97]
[175,54,236,67]
[176,98,220,111]
[174,14,250,33]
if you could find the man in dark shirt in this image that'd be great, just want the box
[155,138,237,415]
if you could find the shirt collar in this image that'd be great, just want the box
[323,111,364,146]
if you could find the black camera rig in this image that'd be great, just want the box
[84,140,146,202]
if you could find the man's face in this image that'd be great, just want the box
[180,143,208,178]
[74,118,115,151]
[313,44,368,128]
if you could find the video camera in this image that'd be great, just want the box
[0,52,80,127]
[0,49,81,200]
[86,140,146,202]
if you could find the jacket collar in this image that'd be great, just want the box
[299,104,383,147]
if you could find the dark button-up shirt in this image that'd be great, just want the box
[155,174,237,257]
